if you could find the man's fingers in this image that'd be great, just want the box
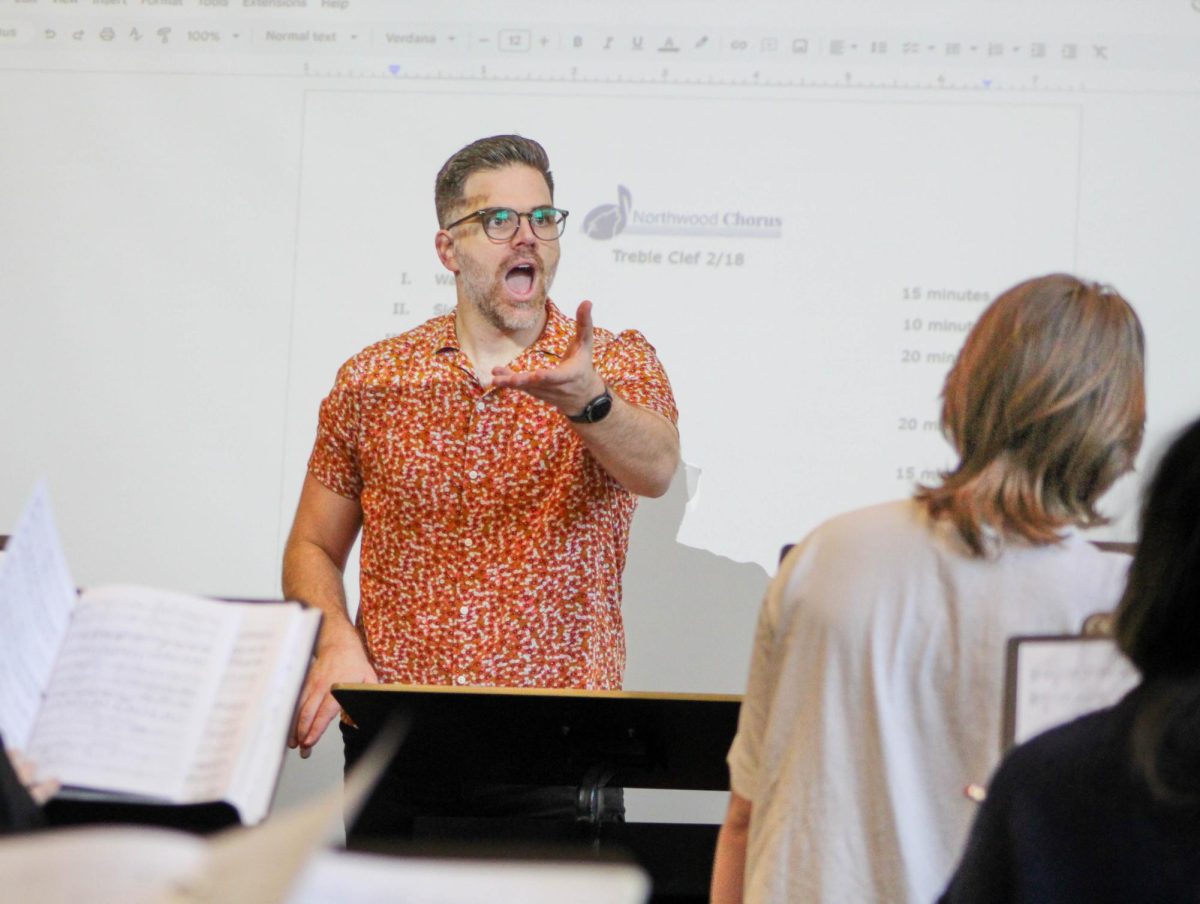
[575,300,595,349]
[302,694,342,750]
[291,680,324,749]
[492,367,557,390]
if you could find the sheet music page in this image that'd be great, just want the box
[1013,639,1140,746]
[183,604,291,809]
[0,482,78,747]
[26,585,238,799]
[287,851,651,904]
[224,606,321,825]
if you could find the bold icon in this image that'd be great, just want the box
[583,186,632,240]
[43,29,56,40]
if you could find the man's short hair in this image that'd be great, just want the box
[916,272,1145,555]
[434,135,554,228]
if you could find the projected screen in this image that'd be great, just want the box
[2,0,1197,599]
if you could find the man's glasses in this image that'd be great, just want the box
[444,206,570,242]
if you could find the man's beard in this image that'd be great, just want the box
[458,250,558,333]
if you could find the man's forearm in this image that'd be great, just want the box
[283,538,359,646]
[571,391,679,497]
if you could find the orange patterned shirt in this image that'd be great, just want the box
[308,301,677,691]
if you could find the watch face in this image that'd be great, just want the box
[587,392,613,422]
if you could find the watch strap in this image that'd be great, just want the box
[567,387,613,424]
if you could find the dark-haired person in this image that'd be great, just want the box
[711,274,1146,904]
[284,135,679,760]
[938,415,1200,904]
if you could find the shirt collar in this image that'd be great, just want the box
[430,299,576,364]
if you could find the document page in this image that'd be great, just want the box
[224,606,321,825]
[0,482,77,748]
[27,585,238,800]
[1009,637,1140,748]
[184,604,293,810]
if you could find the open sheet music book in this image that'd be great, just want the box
[1002,633,1140,750]
[0,483,320,825]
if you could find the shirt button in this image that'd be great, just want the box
[463,537,474,548]
[468,470,480,480]
[459,605,469,616]
[475,400,486,412]
[456,675,468,685]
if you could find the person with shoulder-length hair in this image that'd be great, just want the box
[711,274,1146,904]
[937,415,1200,904]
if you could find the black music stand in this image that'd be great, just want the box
[333,684,741,901]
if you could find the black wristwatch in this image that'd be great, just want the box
[567,387,613,424]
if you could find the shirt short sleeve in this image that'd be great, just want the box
[307,356,364,499]
[595,329,678,425]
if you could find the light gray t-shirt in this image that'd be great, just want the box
[727,499,1131,904]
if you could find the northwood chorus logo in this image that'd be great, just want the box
[582,186,783,240]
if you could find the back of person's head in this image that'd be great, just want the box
[434,134,554,228]
[1115,417,1200,678]
[916,273,1145,555]
[1112,416,1200,804]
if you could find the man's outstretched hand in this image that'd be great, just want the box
[490,300,606,415]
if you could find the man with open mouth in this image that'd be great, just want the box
[283,134,680,834]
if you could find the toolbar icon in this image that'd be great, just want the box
[156,26,171,44]
[43,28,56,40]
[130,27,142,42]
[100,27,115,42]
[791,38,808,53]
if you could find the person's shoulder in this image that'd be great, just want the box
[778,499,926,584]
[338,315,452,380]
[814,498,928,546]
